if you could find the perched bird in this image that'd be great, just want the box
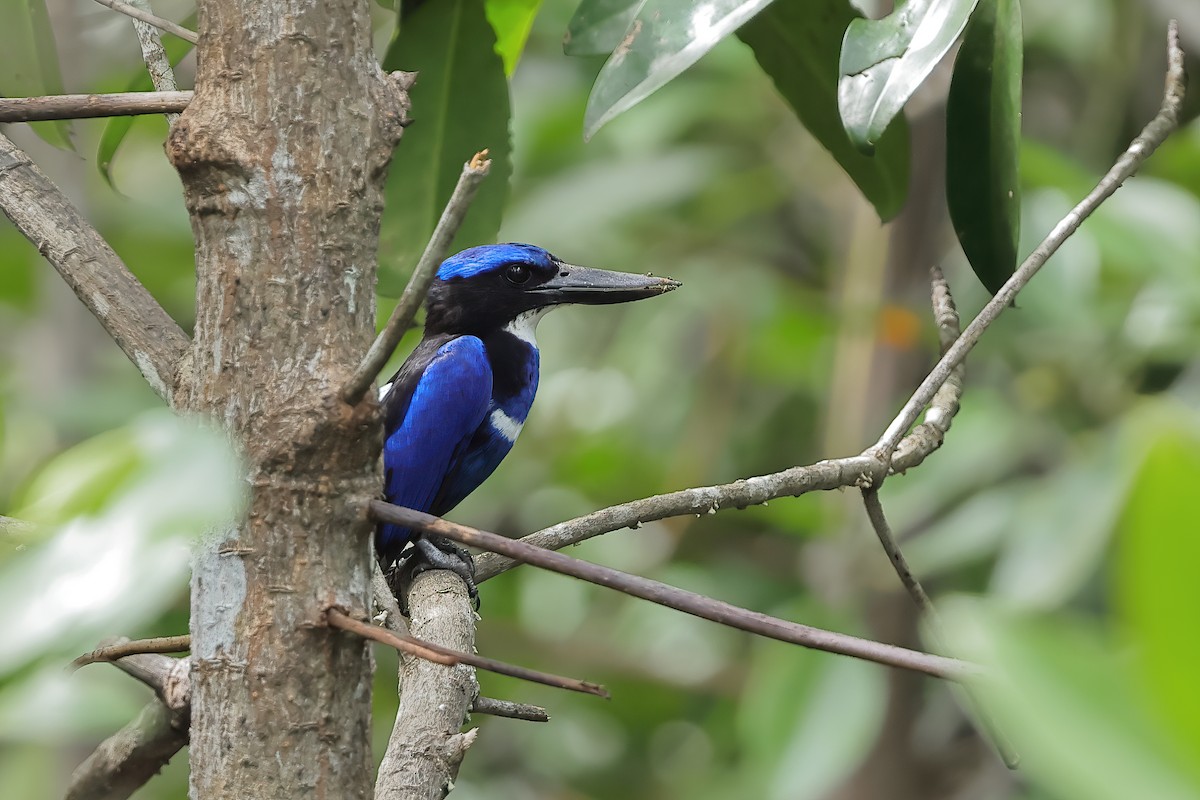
[377,243,680,598]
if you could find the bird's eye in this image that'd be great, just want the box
[504,264,532,285]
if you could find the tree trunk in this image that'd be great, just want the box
[165,0,409,796]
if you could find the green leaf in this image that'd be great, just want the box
[582,0,777,140]
[838,0,980,153]
[1,412,243,676]
[941,599,1200,800]
[485,0,542,76]
[738,0,910,221]
[0,0,71,149]
[380,0,512,295]
[945,0,1022,294]
[1116,424,1200,768]
[563,0,640,56]
[97,25,196,189]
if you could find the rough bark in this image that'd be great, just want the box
[165,0,410,796]
[376,571,479,800]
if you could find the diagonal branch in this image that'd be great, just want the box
[92,0,198,44]
[342,149,492,404]
[327,607,607,696]
[123,0,184,127]
[0,133,190,402]
[872,20,1188,460]
[472,22,1189,585]
[64,701,188,800]
[370,500,979,682]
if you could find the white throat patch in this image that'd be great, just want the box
[503,308,550,346]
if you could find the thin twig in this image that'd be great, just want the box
[873,21,1187,461]
[0,91,193,123]
[472,23,1189,584]
[327,607,608,697]
[72,636,191,669]
[342,150,493,404]
[92,0,199,44]
[125,0,183,126]
[370,501,979,681]
[471,696,549,722]
[860,489,1019,767]
[0,132,191,401]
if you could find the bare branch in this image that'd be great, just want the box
[64,701,188,800]
[873,21,1188,460]
[123,0,184,127]
[72,636,191,669]
[472,23,1190,585]
[91,0,199,44]
[342,150,492,404]
[370,501,979,681]
[376,571,480,800]
[471,696,549,722]
[0,133,190,401]
[0,91,192,123]
[327,607,607,697]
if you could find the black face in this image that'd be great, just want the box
[424,245,680,336]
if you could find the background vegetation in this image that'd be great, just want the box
[2,0,1199,797]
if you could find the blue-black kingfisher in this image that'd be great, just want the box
[377,243,680,601]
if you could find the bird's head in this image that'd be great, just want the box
[424,243,680,336]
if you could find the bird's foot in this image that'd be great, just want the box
[390,535,479,612]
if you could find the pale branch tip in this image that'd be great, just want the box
[370,500,980,682]
[92,0,199,44]
[342,153,494,404]
[872,20,1188,461]
[326,607,608,697]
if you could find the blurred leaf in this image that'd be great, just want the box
[485,0,542,75]
[738,0,911,220]
[946,0,1022,293]
[737,603,885,800]
[0,412,243,676]
[0,0,71,149]
[564,0,640,56]
[1116,424,1200,766]
[838,0,980,153]
[380,0,512,295]
[582,0,777,140]
[98,18,196,189]
[942,599,1200,800]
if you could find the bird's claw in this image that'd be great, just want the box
[387,535,480,613]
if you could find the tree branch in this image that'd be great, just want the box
[0,92,192,123]
[0,133,190,401]
[470,696,549,722]
[376,571,480,800]
[91,0,199,44]
[64,701,188,800]
[65,650,190,800]
[124,0,184,127]
[327,607,606,696]
[370,501,978,682]
[872,20,1188,460]
[72,636,191,669]
[471,22,1189,585]
[342,149,492,404]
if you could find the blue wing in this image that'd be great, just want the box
[378,335,492,561]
